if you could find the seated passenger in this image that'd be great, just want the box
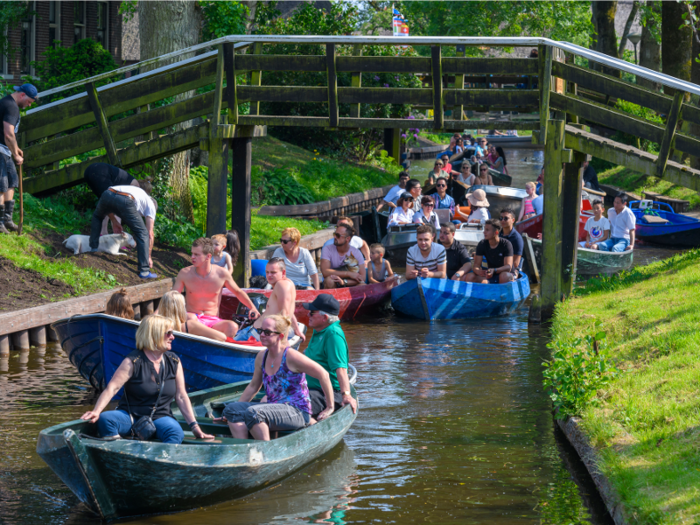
[595,193,635,252]
[406,224,446,280]
[321,224,366,289]
[273,227,320,290]
[475,164,493,186]
[157,290,234,342]
[368,243,394,283]
[322,216,370,267]
[438,222,472,280]
[222,315,335,440]
[580,199,610,250]
[531,182,544,217]
[463,219,515,284]
[428,160,443,185]
[430,177,457,223]
[210,234,233,274]
[456,162,476,186]
[499,208,524,273]
[387,192,415,228]
[413,195,440,230]
[300,295,357,418]
[80,315,214,443]
[105,288,134,319]
[517,182,538,222]
[376,171,410,212]
[465,189,490,224]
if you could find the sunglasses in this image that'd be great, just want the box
[333,232,348,238]
[434,163,443,167]
[258,329,281,337]
[280,238,293,244]
[436,184,447,187]
[499,216,512,221]
[165,330,174,338]
[480,169,489,172]
[309,310,319,317]
[424,203,435,207]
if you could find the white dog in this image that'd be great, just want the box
[63,232,137,256]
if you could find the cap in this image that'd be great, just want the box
[302,294,340,316]
[14,83,38,99]
[400,191,414,200]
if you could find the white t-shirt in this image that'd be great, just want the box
[110,185,157,220]
[584,216,611,243]
[383,184,404,205]
[272,247,318,287]
[323,236,363,250]
[608,206,636,240]
[388,207,414,228]
[407,243,446,272]
[468,207,490,223]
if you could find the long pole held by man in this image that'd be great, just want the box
[0,84,38,235]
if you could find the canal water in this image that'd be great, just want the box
[0,311,615,525]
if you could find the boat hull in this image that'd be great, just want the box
[52,314,304,393]
[515,211,592,242]
[220,277,398,325]
[391,275,530,320]
[37,382,358,519]
[522,238,633,277]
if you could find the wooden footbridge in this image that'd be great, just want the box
[22,35,700,318]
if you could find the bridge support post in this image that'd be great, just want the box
[561,152,585,297]
[541,120,573,320]
[383,129,401,165]
[231,128,255,288]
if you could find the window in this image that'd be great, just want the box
[73,1,86,44]
[20,4,35,75]
[49,1,60,47]
[96,2,108,50]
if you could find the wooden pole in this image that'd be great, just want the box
[538,45,553,145]
[561,152,585,297]
[18,163,23,235]
[383,129,401,165]
[206,46,229,237]
[431,45,443,130]
[231,128,254,288]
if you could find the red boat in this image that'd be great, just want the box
[515,211,593,242]
[220,276,400,325]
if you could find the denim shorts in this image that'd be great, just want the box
[0,153,18,193]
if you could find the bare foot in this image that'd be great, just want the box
[308,418,317,425]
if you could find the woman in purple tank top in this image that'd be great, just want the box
[221,315,335,441]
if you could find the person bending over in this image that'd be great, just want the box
[221,315,335,441]
[406,224,446,280]
[157,290,235,341]
[463,219,515,284]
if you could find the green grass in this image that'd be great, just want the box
[599,166,700,211]
[551,250,700,524]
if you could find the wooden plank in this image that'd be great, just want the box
[453,46,465,121]
[258,185,393,216]
[12,330,30,350]
[237,85,327,103]
[431,46,443,130]
[249,43,263,116]
[231,134,253,287]
[0,279,175,336]
[224,43,238,125]
[444,89,538,107]
[539,44,553,145]
[336,56,431,73]
[561,153,584,296]
[235,54,326,72]
[350,44,362,119]
[85,82,121,167]
[442,57,538,75]
[338,87,431,105]
[383,129,400,165]
[206,136,229,238]
[326,44,339,128]
[29,326,47,346]
[522,234,540,284]
[210,45,226,142]
[656,91,685,176]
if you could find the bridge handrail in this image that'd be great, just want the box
[30,35,700,109]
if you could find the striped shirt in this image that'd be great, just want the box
[407,243,446,271]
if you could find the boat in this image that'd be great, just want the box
[36,380,358,520]
[630,200,700,247]
[521,237,634,277]
[515,210,593,242]
[381,222,483,264]
[469,184,528,219]
[391,274,530,320]
[219,277,400,325]
[52,313,306,394]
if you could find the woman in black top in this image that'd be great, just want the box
[80,315,214,443]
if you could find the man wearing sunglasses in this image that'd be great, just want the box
[301,294,357,418]
[0,83,38,234]
[322,216,370,269]
[320,224,366,289]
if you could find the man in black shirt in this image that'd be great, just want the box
[498,208,524,273]
[464,219,515,284]
[0,84,37,234]
[438,222,472,280]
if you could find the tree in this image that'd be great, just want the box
[618,1,640,58]
[638,0,661,91]
[591,1,620,77]
[661,1,692,98]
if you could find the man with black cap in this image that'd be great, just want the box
[301,294,357,418]
[0,83,38,234]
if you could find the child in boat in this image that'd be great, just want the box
[105,288,134,319]
[581,199,610,249]
[211,234,233,274]
[517,182,538,222]
[368,243,394,284]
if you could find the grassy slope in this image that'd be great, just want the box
[599,166,700,211]
[551,251,700,524]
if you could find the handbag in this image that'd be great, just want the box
[123,361,165,441]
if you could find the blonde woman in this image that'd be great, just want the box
[157,291,230,342]
[80,315,214,443]
[272,227,320,290]
[221,315,335,441]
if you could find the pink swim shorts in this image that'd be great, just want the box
[196,314,224,328]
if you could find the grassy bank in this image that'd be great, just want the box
[550,250,700,524]
[599,166,700,211]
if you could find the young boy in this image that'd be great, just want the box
[210,234,233,274]
[581,199,610,250]
[368,243,394,284]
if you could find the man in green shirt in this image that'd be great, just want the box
[302,294,358,418]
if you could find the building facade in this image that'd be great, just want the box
[2,1,122,84]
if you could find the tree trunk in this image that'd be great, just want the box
[661,0,692,98]
[240,1,258,33]
[618,1,640,58]
[138,0,202,223]
[638,0,661,91]
[591,1,620,78]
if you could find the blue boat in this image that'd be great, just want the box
[391,275,531,320]
[630,200,700,247]
[52,314,305,395]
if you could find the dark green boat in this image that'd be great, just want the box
[36,381,358,520]
[524,238,634,277]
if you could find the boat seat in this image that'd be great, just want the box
[182,436,252,445]
[642,215,669,224]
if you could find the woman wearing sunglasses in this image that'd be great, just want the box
[80,315,214,444]
[272,227,320,290]
[221,315,335,440]
[413,195,440,230]
[428,160,443,185]
[475,165,494,186]
[387,191,415,228]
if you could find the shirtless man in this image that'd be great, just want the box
[173,238,260,340]
[234,257,305,342]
